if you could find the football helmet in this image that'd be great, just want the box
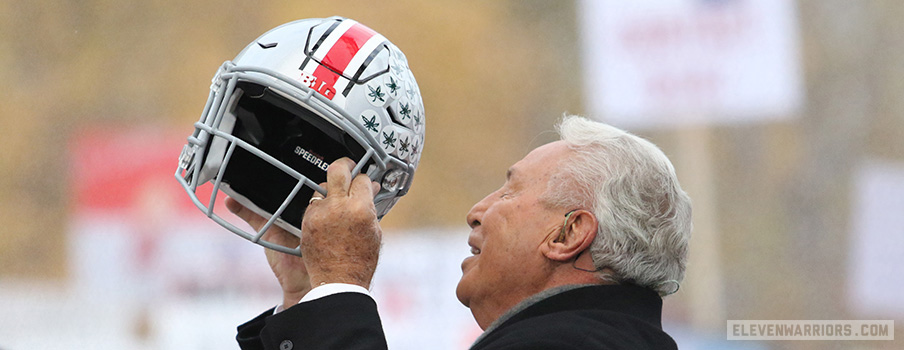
[175,17,425,256]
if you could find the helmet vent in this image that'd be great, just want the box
[387,105,412,130]
[386,107,399,126]
[257,41,278,49]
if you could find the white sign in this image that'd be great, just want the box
[848,161,904,318]
[580,0,803,128]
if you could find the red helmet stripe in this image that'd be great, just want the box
[311,22,377,100]
[320,23,377,73]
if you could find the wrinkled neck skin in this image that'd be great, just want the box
[470,260,608,330]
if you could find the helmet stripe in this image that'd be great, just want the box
[301,19,343,69]
[342,33,386,78]
[320,23,377,73]
[343,42,386,97]
[311,19,357,62]
[310,21,382,102]
[308,20,342,54]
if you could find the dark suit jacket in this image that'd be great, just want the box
[236,285,677,350]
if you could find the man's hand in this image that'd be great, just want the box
[226,197,312,308]
[302,158,382,289]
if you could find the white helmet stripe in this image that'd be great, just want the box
[331,34,388,107]
[343,33,387,78]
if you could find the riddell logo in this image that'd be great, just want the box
[294,146,329,171]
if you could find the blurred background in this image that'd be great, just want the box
[0,0,901,349]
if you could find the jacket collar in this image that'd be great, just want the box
[472,284,664,347]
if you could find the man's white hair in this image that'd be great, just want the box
[544,115,692,296]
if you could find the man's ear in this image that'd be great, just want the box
[544,210,597,262]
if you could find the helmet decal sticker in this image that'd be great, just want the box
[360,110,381,135]
[367,82,386,106]
[410,135,422,163]
[393,47,408,66]
[299,71,337,99]
[381,130,397,152]
[405,80,416,99]
[384,74,401,99]
[390,58,404,76]
[411,136,421,155]
[398,102,412,122]
[398,135,411,159]
[413,110,423,133]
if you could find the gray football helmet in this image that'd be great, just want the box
[176,17,425,256]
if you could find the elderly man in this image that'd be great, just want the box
[231,115,692,350]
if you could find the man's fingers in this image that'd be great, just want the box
[226,197,264,228]
[349,174,379,201]
[226,197,251,220]
[308,183,327,206]
[326,158,355,197]
[371,181,381,197]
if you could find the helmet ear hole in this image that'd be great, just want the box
[240,83,267,98]
[234,105,265,145]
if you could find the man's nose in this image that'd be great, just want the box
[465,191,495,229]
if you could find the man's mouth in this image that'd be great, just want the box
[470,247,481,255]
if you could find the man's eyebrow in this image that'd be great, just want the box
[506,168,514,181]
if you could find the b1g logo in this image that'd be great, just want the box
[300,72,336,100]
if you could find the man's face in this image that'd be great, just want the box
[456,141,573,329]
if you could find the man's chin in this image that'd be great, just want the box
[455,277,472,307]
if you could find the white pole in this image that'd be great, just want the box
[676,125,726,331]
